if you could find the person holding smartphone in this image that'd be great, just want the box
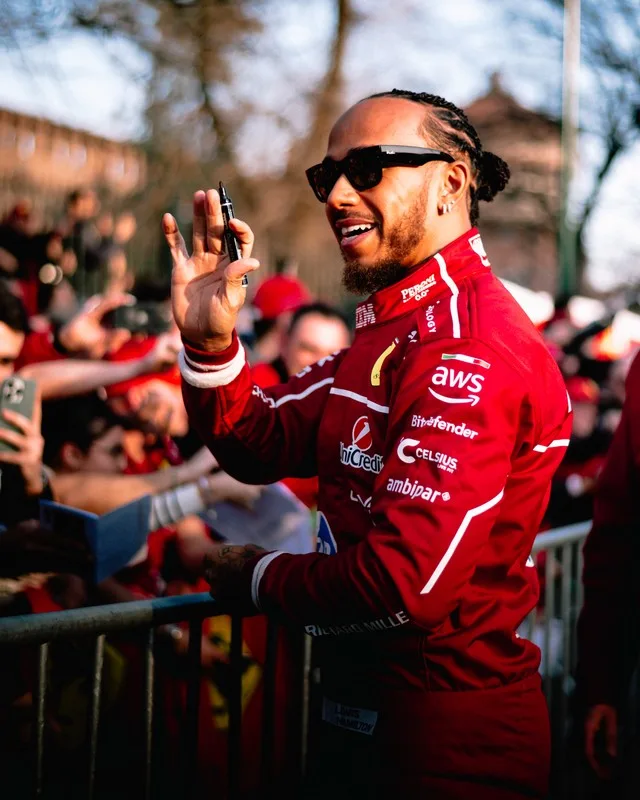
[164,90,572,798]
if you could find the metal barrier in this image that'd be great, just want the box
[0,522,600,799]
[0,594,308,800]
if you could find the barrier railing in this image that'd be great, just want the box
[0,522,600,799]
[0,594,308,800]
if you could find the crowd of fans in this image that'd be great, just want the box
[0,190,637,796]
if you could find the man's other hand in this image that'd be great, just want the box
[585,703,617,779]
[163,189,259,352]
[203,543,266,607]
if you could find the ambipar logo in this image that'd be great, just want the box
[386,476,450,504]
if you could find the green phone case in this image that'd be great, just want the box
[0,376,37,453]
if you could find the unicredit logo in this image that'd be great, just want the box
[351,415,372,452]
[340,443,383,474]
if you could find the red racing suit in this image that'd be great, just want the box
[180,229,572,798]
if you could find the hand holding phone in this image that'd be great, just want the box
[0,376,45,497]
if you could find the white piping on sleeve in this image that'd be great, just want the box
[434,252,460,339]
[251,551,285,610]
[329,387,390,414]
[420,489,505,595]
[179,346,246,388]
[532,439,570,453]
[274,377,335,407]
[566,390,572,413]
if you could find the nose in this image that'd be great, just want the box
[326,172,359,210]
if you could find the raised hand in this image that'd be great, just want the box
[163,189,259,352]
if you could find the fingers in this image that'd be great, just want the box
[192,191,207,256]
[88,292,135,320]
[228,217,254,259]
[204,190,224,255]
[162,213,190,266]
[225,257,260,287]
[585,706,617,778]
[1,408,34,436]
[106,328,132,354]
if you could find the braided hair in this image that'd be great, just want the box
[365,89,510,226]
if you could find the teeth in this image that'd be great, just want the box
[340,224,374,236]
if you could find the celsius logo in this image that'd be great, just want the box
[351,416,372,451]
[396,438,458,473]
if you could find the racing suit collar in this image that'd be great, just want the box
[354,228,490,331]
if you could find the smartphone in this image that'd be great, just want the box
[219,181,248,287]
[105,302,172,335]
[0,376,37,453]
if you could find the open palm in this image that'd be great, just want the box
[163,189,259,351]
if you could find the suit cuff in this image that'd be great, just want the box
[250,551,285,610]
[179,332,246,388]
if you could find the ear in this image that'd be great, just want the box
[438,161,471,212]
[60,442,85,472]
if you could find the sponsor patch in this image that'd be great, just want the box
[386,476,450,503]
[340,415,383,473]
[411,414,479,439]
[370,341,397,386]
[425,305,437,334]
[322,699,378,736]
[350,490,372,509]
[469,233,490,267]
[429,365,485,407]
[316,512,338,555]
[441,353,491,370]
[355,302,376,329]
[396,437,458,472]
[401,273,436,303]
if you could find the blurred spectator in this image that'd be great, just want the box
[252,302,351,509]
[59,188,103,298]
[545,376,611,529]
[250,273,311,364]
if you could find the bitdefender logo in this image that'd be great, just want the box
[340,415,383,474]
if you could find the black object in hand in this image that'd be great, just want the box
[219,182,248,287]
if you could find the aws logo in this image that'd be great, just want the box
[428,354,491,407]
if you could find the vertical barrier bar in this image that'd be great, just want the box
[35,642,49,798]
[88,634,105,800]
[560,543,573,737]
[299,634,313,779]
[544,547,556,701]
[228,614,243,799]
[143,628,155,800]
[260,618,279,788]
[184,619,202,800]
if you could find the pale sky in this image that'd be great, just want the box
[0,0,637,293]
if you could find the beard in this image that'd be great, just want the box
[341,188,428,296]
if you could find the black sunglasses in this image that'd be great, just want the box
[306,145,455,203]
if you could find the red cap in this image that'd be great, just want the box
[252,275,311,321]
[566,376,600,405]
[104,337,181,399]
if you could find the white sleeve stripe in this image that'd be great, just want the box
[420,489,505,595]
[533,438,570,453]
[329,387,390,414]
[179,346,246,388]
[251,551,285,609]
[566,390,572,413]
[183,348,239,372]
[274,377,335,407]
[434,252,461,339]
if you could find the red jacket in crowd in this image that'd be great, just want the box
[578,351,640,708]
[180,230,572,796]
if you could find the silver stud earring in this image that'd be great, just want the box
[441,201,452,214]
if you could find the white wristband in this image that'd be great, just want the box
[179,345,246,388]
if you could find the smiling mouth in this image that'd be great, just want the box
[338,223,377,248]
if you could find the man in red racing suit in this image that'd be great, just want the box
[165,90,572,798]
